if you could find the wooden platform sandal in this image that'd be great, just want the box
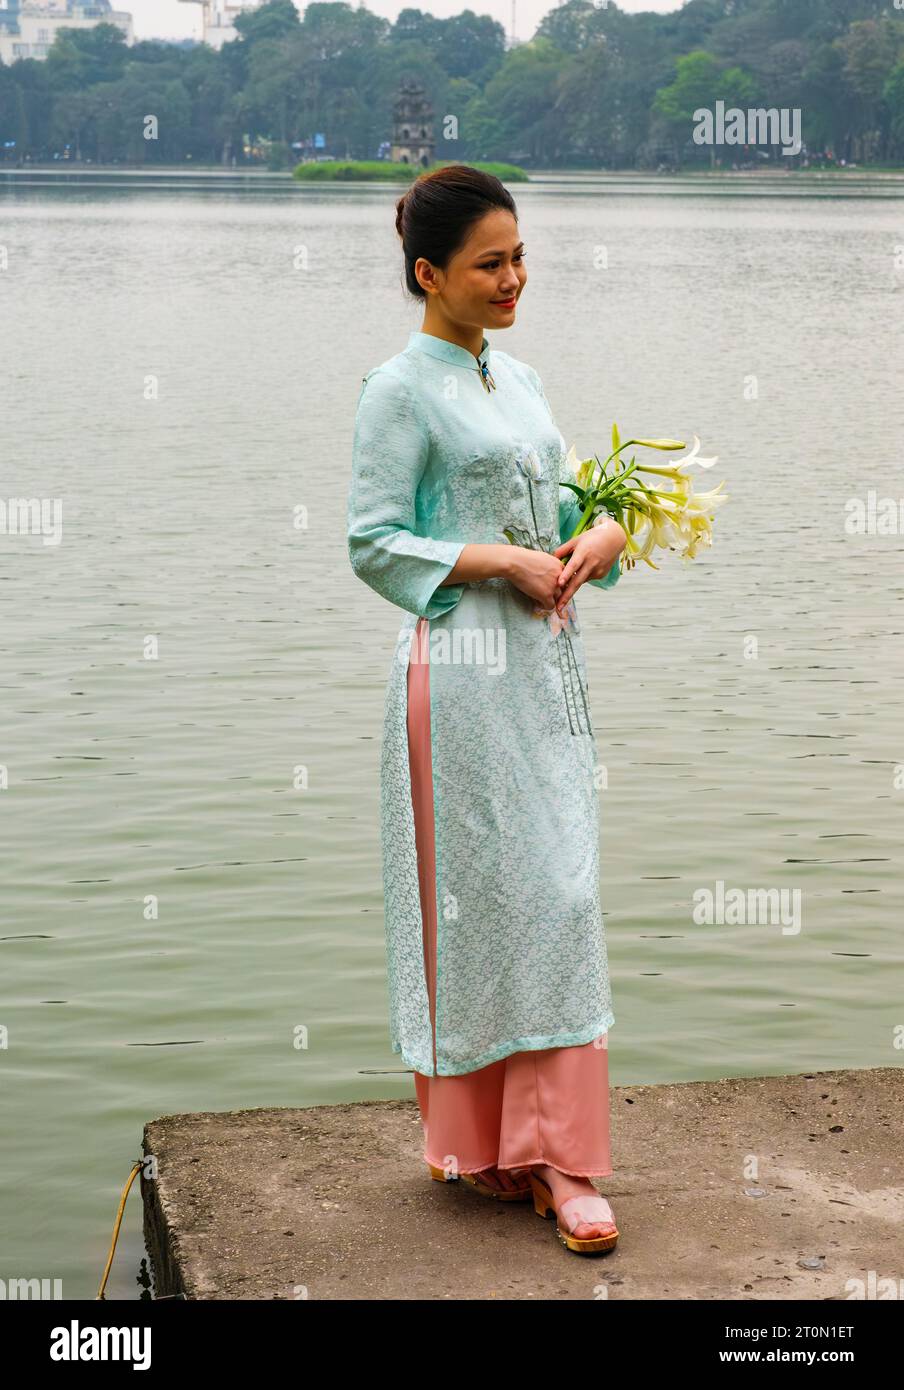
[428,1163,533,1201]
[529,1170,619,1253]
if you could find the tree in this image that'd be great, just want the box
[800,43,847,157]
[477,38,570,166]
[883,61,904,160]
[559,35,619,167]
[653,50,723,132]
[653,50,758,166]
[1,0,904,171]
[431,12,506,86]
[233,0,301,44]
[537,0,610,56]
[44,23,129,91]
[835,18,904,160]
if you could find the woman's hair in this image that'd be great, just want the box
[395,164,518,300]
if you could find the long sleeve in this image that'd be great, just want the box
[347,368,467,619]
[525,364,620,591]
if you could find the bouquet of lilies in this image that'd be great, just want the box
[561,426,728,572]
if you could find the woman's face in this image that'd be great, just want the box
[416,208,526,331]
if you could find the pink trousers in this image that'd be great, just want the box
[406,617,612,1179]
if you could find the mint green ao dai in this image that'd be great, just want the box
[347,330,620,1076]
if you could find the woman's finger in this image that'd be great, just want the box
[557,542,585,587]
[552,538,578,559]
[557,561,587,611]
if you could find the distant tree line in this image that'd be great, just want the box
[1,0,904,169]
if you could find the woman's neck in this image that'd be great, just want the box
[420,307,484,360]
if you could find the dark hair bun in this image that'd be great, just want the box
[395,164,517,300]
[395,192,407,241]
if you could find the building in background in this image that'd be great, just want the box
[177,0,262,51]
[0,0,134,64]
[390,79,434,168]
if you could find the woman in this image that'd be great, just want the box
[347,164,627,1255]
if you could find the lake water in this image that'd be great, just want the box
[1,169,902,1297]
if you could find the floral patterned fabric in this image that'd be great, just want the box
[348,330,619,1075]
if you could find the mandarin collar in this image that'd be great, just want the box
[407,329,490,370]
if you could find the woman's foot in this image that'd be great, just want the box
[531,1163,617,1239]
[463,1163,532,1196]
[470,1164,531,1193]
[428,1161,532,1199]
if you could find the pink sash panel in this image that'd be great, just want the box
[406,617,612,1179]
[406,616,439,1073]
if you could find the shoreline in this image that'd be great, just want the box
[3,165,904,181]
[141,1065,904,1300]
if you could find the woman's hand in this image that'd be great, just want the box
[504,546,569,614]
[552,519,627,609]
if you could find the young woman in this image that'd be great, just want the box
[347,164,627,1255]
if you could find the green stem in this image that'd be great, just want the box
[569,443,688,541]
[527,480,543,549]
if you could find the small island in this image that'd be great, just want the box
[293,79,528,182]
[292,158,529,182]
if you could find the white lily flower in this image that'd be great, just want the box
[561,423,727,572]
[679,481,729,516]
[564,444,597,489]
[672,434,719,470]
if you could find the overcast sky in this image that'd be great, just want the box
[127,0,684,46]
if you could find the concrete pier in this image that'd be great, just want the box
[140,1066,904,1300]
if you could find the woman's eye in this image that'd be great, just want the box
[481,253,525,269]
